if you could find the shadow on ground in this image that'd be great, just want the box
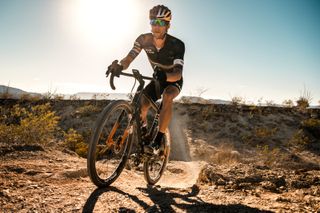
[83,185,272,213]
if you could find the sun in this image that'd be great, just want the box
[68,0,141,46]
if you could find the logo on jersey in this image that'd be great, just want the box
[145,48,155,54]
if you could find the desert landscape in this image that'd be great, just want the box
[0,97,319,212]
[1,0,319,212]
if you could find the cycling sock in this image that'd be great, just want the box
[154,131,164,146]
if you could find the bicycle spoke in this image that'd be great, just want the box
[87,100,135,187]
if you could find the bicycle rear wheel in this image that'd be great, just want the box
[143,133,170,185]
[87,100,134,187]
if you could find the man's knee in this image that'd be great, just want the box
[162,87,179,103]
[141,95,151,109]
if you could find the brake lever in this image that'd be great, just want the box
[106,69,111,77]
[110,73,116,90]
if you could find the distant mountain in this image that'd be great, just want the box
[0,85,235,104]
[0,85,42,99]
[64,92,130,100]
[178,96,231,105]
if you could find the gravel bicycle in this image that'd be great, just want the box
[87,68,170,187]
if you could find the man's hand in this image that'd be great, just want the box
[106,60,123,77]
[153,69,167,82]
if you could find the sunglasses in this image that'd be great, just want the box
[150,19,169,26]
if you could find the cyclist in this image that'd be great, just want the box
[107,5,185,155]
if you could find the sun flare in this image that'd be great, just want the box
[69,0,141,46]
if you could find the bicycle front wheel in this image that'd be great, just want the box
[143,133,170,185]
[87,100,135,187]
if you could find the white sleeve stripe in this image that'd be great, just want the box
[134,41,141,47]
[174,59,184,66]
[133,47,141,52]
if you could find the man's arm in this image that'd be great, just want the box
[120,35,144,70]
[166,41,185,82]
[120,55,134,70]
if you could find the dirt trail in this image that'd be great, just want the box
[1,144,320,212]
[0,148,213,212]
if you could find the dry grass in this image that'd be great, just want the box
[75,104,101,117]
[256,145,282,167]
[209,144,241,165]
[255,127,277,138]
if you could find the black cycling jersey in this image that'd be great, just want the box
[128,33,185,72]
[128,33,185,102]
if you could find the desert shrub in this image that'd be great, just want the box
[231,96,245,106]
[265,100,276,106]
[42,90,57,100]
[200,106,215,121]
[296,86,312,109]
[20,93,41,101]
[256,145,281,166]
[296,98,309,109]
[0,85,13,99]
[241,133,254,144]
[301,118,320,139]
[91,94,98,100]
[52,94,65,100]
[76,104,101,117]
[70,94,80,100]
[301,118,320,128]
[210,145,241,164]
[193,145,211,160]
[255,127,277,138]
[0,92,13,99]
[63,128,88,158]
[0,103,59,145]
[179,96,192,104]
[289,129,310,146]
[282,99,294,108]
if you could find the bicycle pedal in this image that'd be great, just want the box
[143,145,154,155]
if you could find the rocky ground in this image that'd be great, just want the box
[1,99,320,212]
[1,143,319,212]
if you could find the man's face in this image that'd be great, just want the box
[150,19,170,39]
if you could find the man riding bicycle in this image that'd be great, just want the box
[107,5,185,155]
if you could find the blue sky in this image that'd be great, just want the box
[0,0,319,104]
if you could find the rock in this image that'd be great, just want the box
[270,175,286,188]
[312,188,320,196]
[291,180,312,189]
[216,178,226,185]
[261,181,278,192]
[235,175,263,184]
[197,164,226,184]
[227,181,233,185]
[276,196,291,202]
[255,165,270,170]
[25,170,41,176]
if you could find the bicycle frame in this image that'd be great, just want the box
[87,68,169,187]
[109,69,162,154]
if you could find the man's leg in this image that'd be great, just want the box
[159,85,180,133]
[144,85,180,154]
[140,95,151,125]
